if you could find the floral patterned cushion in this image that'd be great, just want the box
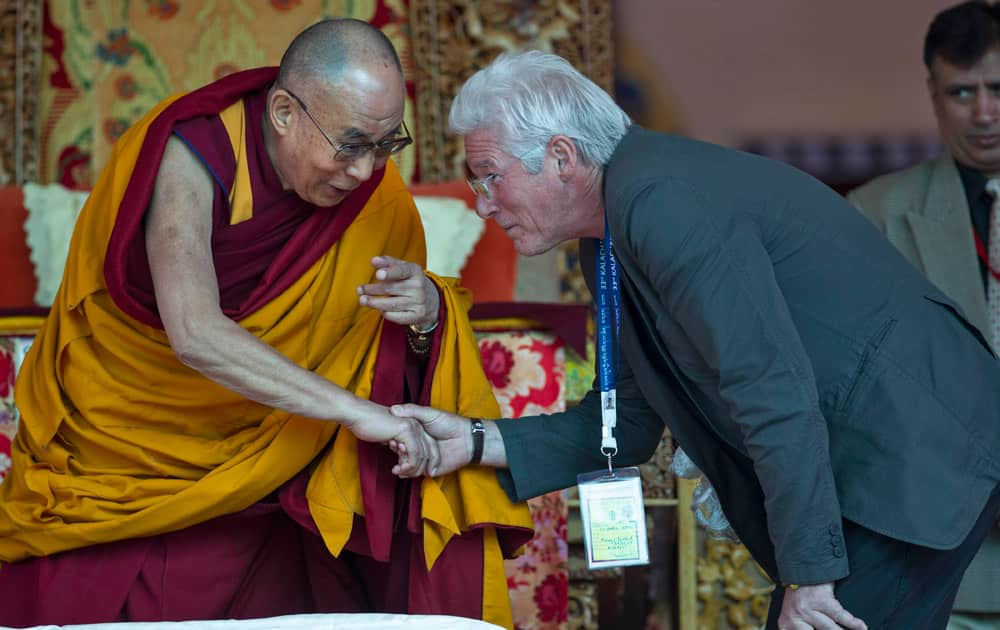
[476,328,570,630]
[0,334,34,482]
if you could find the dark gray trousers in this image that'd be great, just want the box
[767,483,1000,629]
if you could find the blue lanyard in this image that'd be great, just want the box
[596,213,620,465]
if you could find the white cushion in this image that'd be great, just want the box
[412,196,484,278]
[21,182,88,306]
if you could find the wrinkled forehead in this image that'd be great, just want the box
[307,67,405,127]
[463,127,515,171]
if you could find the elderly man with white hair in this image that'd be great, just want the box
[393,50,1000,630]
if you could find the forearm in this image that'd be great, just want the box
[170,312,378,427]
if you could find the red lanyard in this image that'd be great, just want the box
[972,228,1000,282]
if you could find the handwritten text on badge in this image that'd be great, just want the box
[588,497,641,561]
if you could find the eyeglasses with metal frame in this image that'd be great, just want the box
[466,172,502,201]
[283,87,412,163]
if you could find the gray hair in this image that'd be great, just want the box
[449,51,631,173]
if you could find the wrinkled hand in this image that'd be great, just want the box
[345,404,433,477]
[389,404,472,477]
[358,256,439,330]
[778,583,867,630]
[388,421,442,479]
[388,418,438,478]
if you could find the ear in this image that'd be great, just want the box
[548,135,578,181]
[268,89,295,136]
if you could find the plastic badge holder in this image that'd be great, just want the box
[576,466,649,570]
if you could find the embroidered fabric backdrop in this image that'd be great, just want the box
[0,0,43,185]
[38,0,416,189]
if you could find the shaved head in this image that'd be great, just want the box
[277,18,402,89]
[264,18,407,208]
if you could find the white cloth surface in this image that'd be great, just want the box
[5,613,505,630]
[21,182,89,306]
[412,195,485,278]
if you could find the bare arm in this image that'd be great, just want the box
[145,136,426,457]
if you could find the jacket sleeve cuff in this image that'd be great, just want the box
[778,553,850,586]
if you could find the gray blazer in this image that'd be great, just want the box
[496,127,1000,587]
[849,157,1000,612]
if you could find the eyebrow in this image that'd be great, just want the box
[339,127,370,141]
[338,124,405,144]
[944,82,980,93]
[469,158,499,174]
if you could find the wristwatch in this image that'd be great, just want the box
[470,418,485,465]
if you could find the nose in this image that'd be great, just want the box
[346,150,376,182]
[972,86,999,124]
[474,193,497,219]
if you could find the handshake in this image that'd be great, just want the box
[377,404,496,479]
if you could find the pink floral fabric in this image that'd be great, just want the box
[0,336,32,483]
[477,329,569,630]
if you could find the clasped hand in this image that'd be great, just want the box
[348,405,467,478]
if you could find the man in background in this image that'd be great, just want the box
[0,18,530,628]
[849,3,1000,626]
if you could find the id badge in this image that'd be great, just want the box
[576,466,649,569]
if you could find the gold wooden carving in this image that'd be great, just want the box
[0,0,43,185]
[567,580,598,630]
[566,535,622,630]
[640,432,676,501]
[408,0,613,184]
[696,536,774,630]
[556,239,591,305]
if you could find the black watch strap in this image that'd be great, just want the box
[470,418,486,465]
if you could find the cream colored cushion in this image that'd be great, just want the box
[22,182,88,306]
[412,195,485,278]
